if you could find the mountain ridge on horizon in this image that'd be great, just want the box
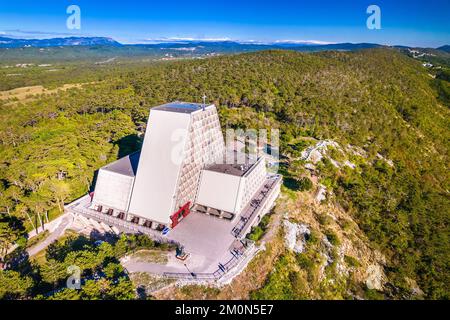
[0,35,448,51]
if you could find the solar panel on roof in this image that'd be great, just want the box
[152,101,209,114]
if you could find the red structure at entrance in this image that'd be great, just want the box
[170,202,191,228]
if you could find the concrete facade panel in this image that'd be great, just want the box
[92,169,134,212]
[196,170,244,214]
[128,109,191,224]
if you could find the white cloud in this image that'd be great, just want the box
[273,39,336,45]
[1,29,87,39]
[144,37,232,43]
[141,37,336,46]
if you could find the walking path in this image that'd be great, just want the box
[26,213,74,257]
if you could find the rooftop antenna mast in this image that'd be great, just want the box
[202,94,207,111]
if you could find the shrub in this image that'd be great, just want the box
[344,255,360,268]
[306,230,320,245]
[283,177,301,191]
[364,288,385,300]
[325,231,340,246]
[317,214,331,226]
[247,226,264,241]
[298,177,313,191]
[296,254,314,272]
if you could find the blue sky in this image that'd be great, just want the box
[0,0,449,47]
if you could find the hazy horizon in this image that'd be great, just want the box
[1,0,449,48]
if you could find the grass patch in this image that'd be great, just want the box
[30,248,47,266]
[364,287,385,300]
[127,249,169,264]
[316,214,332,226]
[130,272,175,298]
[344,255,361,268]
[325,231,340,246]
[26,230,50,248]
[296,253,315,272]
[180,285,221,298]
[250,253,299,300]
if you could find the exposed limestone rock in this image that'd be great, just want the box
[405,277,424,297]
[365,265,386,291]
[315,185,327,202]
[376,153,394,167]
[346,144,367,158]
[301,140,358,170]
[301,140,340,164]
[344,160,356,169]
[321,235,334,265]
[283,220,311,254]
[289,190,389,297]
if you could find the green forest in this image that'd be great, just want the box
[0,48,449,299]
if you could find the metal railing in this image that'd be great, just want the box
[232,175,281,238]
[162,271,220,281]
[163,241,255,281]
[68,204,181,247]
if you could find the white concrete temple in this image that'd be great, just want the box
[89,101,280,232]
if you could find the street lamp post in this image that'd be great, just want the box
[184,263,196,278]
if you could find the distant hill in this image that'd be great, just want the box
[0,37,447,66]
[139,40,384,51]
[0,36,383,51]
[0,36,445,53]
[437,45,450,53]
[394,45,450,68]
[0,39,388,63]
[292,42,383,51]
[137,41,386,55]
[0,36,121,48]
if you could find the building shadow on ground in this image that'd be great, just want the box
[115,134,143,159]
